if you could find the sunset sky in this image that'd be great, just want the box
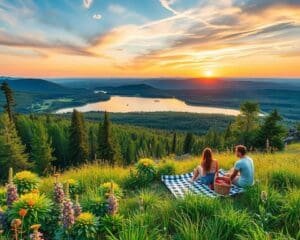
[0,0,300,78]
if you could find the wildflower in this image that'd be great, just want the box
[107,183,118,216]
[27,198,36,207]
[31,189,39,195]
[30,224,41,231]
[62,183,75,229]
[11,218,22,228]
[54,182,65,205]
[62,199,75,229]
[30,224,44,240]
[76,212,94,224]
[19,208,28,217]
[261,191,268,203]
[7,168,19,208]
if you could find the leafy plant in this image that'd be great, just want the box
[71,212,98,240]
[63,179,81,198]
[157,161,176,177]
[269,171,300,192]
[136,159,157,184]
[81,194,107,217]
[99,214,124,236]
[280,189,300,237]
[8,193,52,232]
[99,182,122,199]
[13,171,40,195]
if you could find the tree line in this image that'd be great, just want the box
[0,82,291,181]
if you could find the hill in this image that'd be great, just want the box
[0,78,109,113]
[1,144,298,239]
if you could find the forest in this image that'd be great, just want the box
[0,81,293,181]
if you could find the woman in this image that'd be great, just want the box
[191,148,218,185]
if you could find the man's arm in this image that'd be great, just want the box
[230,169,239,181]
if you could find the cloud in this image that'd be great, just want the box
[236,0,300,12]
[83,0,93,9]
[108,4,126,14]
[93,14,102,20]
[159,0,178,15]
[0,30,96,57]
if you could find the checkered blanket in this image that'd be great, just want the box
[161,169,244,198]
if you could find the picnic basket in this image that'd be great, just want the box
[214,176,231,195]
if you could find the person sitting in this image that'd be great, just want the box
[228,145,254,187]
[191,148,218,186]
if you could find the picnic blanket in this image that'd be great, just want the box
[161,169,244,198]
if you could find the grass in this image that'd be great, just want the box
[1,144,299,239]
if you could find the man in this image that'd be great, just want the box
[228,145,254,187]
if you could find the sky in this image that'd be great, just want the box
[0,0,300,78]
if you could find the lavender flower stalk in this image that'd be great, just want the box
[73,195,82,218]
[62,183,75,229]
[7,168,19,208]
[53,174,65,205]
[107,182,118,216]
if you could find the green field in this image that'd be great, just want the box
[1,144,299,239]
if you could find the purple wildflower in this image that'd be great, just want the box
[7,168,18,208]
[53,174,65,205]
[62,183,75,229]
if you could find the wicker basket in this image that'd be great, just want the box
[214,176,231,195]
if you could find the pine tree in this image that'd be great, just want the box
[125,139,135,165]
[0,113,30,181]
[1,82,15,122]
[69,110,88,166]
[171,132,177,154]
[31,122,55,175]
[256,109,286,151]
[183,132,194,154]
[88,127,96,161]
[97,112,120,166]
[232,101,260,147]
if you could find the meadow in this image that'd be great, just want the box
[0,143,299,239]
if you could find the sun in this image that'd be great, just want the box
[204,70,213,77]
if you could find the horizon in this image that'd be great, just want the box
[1,0,300,78]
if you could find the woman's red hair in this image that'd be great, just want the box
[201,148,213,172]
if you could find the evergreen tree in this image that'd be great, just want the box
[183,132,194,154]
[69,110,89,166]
[171,132,177,154]
[97,112,120,165]
[0,113,30,181]
[88,127,96,161]
[31,122,55,175]
[232,101,260,147]
[125,139,135,165]
[0,82,15,122]
[256,109,286,151]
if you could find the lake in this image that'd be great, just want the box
[56,96,240,116]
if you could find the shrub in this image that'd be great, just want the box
[157,161,176,177]
[99,182,122,199]
[136,159,157,184]
[81,195,107,217]
[174,195,220,221]
[138,190,161,211]
[99,214,124,236]
[13,171,40,195]
[0,188,6,207]
[205,207,257,239]
[280,189,300,237]
[107,219,161,240]
[8,193,52,232]
[63,179,81,198]
[173,214,205,240]
[71,212,98,240]
[269,171,300,192]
